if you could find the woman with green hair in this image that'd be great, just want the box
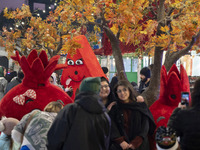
[0,66,7,101]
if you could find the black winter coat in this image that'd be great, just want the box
[168,106,200,150]
[108,101,156,150]
[47,92,111,150]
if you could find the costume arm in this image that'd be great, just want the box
[47,104,77,150]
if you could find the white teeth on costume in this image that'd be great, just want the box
[66,78,72,86]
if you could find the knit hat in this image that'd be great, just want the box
[79,77,101,94]
[140,67,151,78]
[102,67,108,74]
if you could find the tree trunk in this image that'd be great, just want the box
[103,27,126,80]
[142,47,163,106]
[141,0,165,106]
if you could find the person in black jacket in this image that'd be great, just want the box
[47,77,111,150]
[168,78,200,150]
[138,67,151,93]
[4,69,24,95]
[109,80,156,150]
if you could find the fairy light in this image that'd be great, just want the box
[22,22,25,25]
[43,10,46,13]
[37,13,40,16]
[49,6,51,9]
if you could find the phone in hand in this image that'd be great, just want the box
[181,92,189,106]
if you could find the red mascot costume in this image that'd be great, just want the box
[61,35,107,100]
[149,64,191,150]
[0,50,72,120]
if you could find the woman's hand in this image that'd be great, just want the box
[120,141,130,150]
[107,101,116,111]
[136,95,144,102]
[129,144,135,150]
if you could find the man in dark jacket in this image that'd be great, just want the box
[47,77,111,150]
[138,67,151,93]
[4,69,24,94]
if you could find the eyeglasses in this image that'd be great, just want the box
[116,88,128,94]
[101,85,109,89]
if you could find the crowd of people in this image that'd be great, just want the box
[1,64,200,150]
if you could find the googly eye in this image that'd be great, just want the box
[75,59,83,65]
[67,59,74,65]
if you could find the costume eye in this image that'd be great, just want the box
[67,59,74,65]
[75,59,83,65]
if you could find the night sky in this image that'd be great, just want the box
[0,0,26,12]
[0,0,45,12]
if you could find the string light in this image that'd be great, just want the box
[10,27,13,30]
[16,25,19,28]
[22,22,25,25]
[43,10,46,13]
[54,3,57,6]
[49,6,51,9]
[37,13,40,16]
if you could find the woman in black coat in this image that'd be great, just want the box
[108,80,156,150]
[168,78,200,150]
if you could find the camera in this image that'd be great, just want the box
[181,92,189,106]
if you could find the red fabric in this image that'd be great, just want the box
[0,50,72,120]
[149,64,191,150]
[61,35,107,100]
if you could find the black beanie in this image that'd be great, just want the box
[140,67,151,78]
[102,67,108,74]
[79,77,101,94]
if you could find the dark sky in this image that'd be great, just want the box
[0,0,26,12]
[0,0,45,12]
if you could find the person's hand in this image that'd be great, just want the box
[107,101,116,111]
[129,144,135,150]
[136,95,144,102]
[120,141,130,150]
[178,102,186,109]
[65,86,73,92]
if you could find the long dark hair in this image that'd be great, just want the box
[100,77,115,106]
[114,80,138,102]
[191,78,200,107]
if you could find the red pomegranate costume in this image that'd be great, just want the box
[61,35,106,100]
[0,50,72,120]
[149,64,191,149]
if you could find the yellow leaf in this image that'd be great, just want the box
[140,31,147,34]
[110,24,118,35]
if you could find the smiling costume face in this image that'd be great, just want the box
[0,50,72,120]
[61,35,107,100]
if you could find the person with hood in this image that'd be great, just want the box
[167,78,200,150]
[47,77,111,150]
[138,67,151,93]
[0,66,8,100]
[109,80,156,150]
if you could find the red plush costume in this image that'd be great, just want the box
[61,35,106,100]
[0,50,72,120]
[149,64,191,149]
